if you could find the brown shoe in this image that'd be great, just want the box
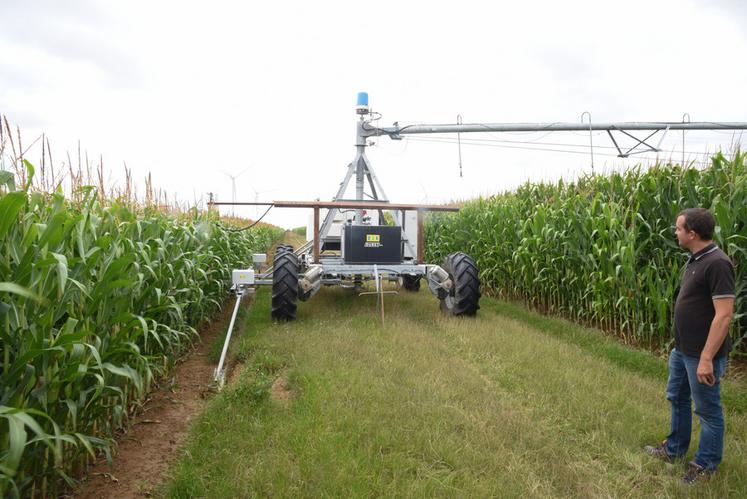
[643,440,674,463]
[682,461,714,485]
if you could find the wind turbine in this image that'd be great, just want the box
[221,166,251,216]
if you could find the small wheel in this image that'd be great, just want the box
[400,274,421,292]
[439,252,480,316]
[271,250,299,321]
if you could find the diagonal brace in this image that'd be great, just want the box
[607,128,662,157]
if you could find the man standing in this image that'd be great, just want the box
[644,208,735,484]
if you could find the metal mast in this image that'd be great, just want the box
[319,93,392,241]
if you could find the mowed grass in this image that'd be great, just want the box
[165,287,747,498]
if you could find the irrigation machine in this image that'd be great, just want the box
[220,92,484,316]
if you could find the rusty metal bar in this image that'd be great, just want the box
[209,200,460,212]
[208,201,273,206]
[275,200,460,211]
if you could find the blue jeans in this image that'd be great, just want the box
[665,348,727,470]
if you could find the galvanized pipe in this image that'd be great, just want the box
[374,121,747,136]
[355,120,368,223]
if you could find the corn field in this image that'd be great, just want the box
[425,152,746,354]
[0,165,282,497]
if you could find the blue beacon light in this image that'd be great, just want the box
[356,92,369,114]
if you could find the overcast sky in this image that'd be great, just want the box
[1,0,746,228]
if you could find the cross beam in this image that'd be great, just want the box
[207,200,458,211]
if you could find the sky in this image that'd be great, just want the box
[1,0,746,229]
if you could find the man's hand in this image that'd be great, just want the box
[697,357,716,386]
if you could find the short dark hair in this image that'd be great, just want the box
[677,208,715,240]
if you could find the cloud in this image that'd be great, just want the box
[0,0,145,88]
[708,0,747,20]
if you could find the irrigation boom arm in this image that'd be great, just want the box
[365,119,747,158]
[372,121,747,136]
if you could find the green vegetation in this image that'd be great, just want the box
[291,226,306,237]
[166,288,747,498]
[425,152,747,355]
[0,164,282,497]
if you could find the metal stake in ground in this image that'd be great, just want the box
[358,264,396,326]
[213,267,257,390]
[213,290,243,389]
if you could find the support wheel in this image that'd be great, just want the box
[400,274,421,292]
[275,244,293,255]
[439,252,480,316]
[271,250,299,321]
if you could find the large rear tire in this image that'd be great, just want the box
[271,250,299,321]
[439,252,480,316]
[275,244,293,255]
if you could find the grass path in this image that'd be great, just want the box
[165,286,747,498]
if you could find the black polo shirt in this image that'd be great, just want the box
[673,243,735,358]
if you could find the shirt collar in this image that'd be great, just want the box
[691,243,718,262]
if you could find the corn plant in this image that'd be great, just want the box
[0,164,282,497]
[426,152,746,354]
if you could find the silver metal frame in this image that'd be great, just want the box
[317,263,428,275]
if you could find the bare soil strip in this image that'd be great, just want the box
[71,297,240,499]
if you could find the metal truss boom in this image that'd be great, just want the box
[374,121,747,136]
[370,121,747,158]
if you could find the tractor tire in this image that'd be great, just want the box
[272,245,294,265]
[271,250,299,321]
[401,274,421,292]
[439,252,480,316]
[276,244,293,255]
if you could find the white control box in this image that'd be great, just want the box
[232,269,255,286]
